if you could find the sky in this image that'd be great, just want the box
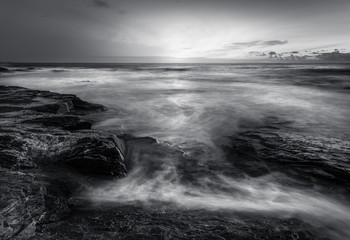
[0,0,350,62]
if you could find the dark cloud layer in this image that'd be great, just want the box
[93,0,109,8]
[231,40,288,47]
[249,49,350,62]
[263,40,288,46]
[317,51,350,61]
[210,40,289,54]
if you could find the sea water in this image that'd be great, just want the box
[1,63,350,239]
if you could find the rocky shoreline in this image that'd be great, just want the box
[0,85,128,238]
[1,85,349,239]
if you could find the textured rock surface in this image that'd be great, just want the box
[0,85,125,175]
[0,168,71,239]
[34,204,321,240]
[0,85,126,239]
[223,118,350,196]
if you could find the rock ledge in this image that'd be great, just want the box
[0,85,126,239]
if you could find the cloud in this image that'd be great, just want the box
[212,40,289,54]
[316,50,350,61]
[93,0,109,8]
[209,40,289,56]
[233,40,261,47]
[92,0,126,14]
[248,49,350,62]
[230,40,288,48]
[206,40,289,58]
[249,51,266,57]
[262,40,288,46]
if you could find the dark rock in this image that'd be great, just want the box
[0,134,34,169]
[222,121,350,194]
[0,85,105,114]
[0,67,10,72]
[13,67,36,72]
[223,136,270,177]
[120,134,158,144]
[22,116,93,131]
[62,136,126,176]
[52,69,66,73]
[32,204,323,240]
[0,169,71,240]
[0,85,127,239]
[29,104,61,113]
[71,97,107,112]
[0,85,126,176]
[0,106,23,113]
[64,121,92,131]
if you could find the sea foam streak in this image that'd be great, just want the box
[86,147,350,239]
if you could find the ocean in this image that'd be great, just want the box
[1,63,350,239]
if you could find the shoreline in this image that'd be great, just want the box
[1,84,349,239]
[0,85,129,238]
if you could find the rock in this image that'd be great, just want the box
[0,130,126,176]
[0,85,127,239]
[0,67,10,72]
[0,135,35,169]
[0,85,105,114]
[32,204,322,240]
[71,96,107,112]
[52,69,66,73]
[22,116,92,130]
[0,169,71,240]
[13,67,36,72]
[29,104,61,113]
[60,134,126,176]
[0,85,126,176]
[223,136,270,177]
[222,119,350,193]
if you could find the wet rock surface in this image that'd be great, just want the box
[0,168,71,239]
[34,204,323,240]
[223,119,350,196]
[0,85,126,239]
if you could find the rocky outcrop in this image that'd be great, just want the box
[0,85,345,240]
[0,67,10,73]
[0,85,126,239]
[0,66,37,73]
[0,85,126,176]
[223,118,350,195]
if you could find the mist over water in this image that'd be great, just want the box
[1,63,350,239]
